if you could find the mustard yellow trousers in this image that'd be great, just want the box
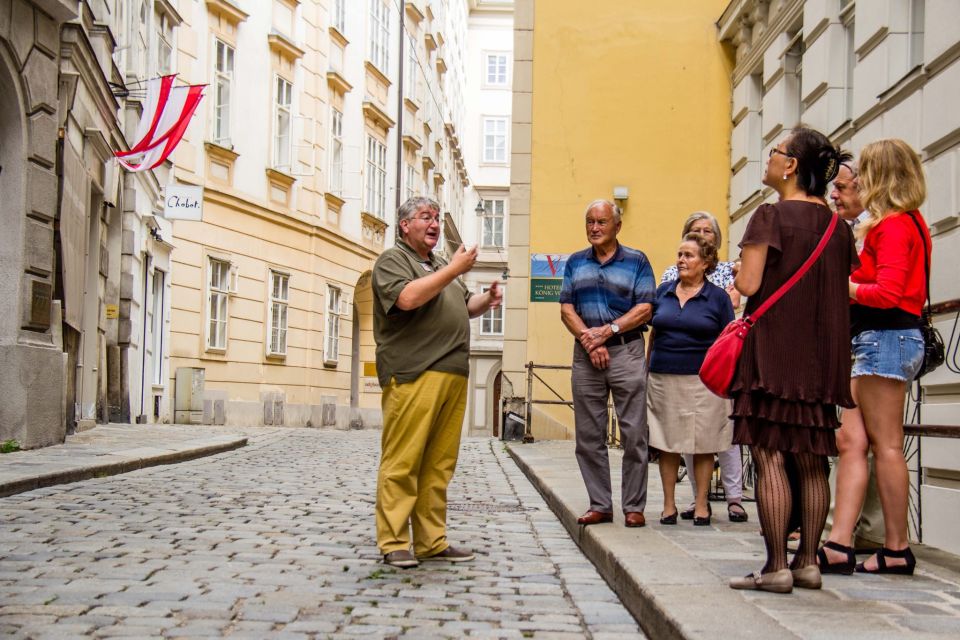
[375,370,468,556]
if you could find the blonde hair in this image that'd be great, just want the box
[856,139,926,239]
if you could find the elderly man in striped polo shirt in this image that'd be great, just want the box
[559,199,656,528]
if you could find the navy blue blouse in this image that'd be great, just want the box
[649,279,734,375]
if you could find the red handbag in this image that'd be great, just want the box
[699,213,839,398]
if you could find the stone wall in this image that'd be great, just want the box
[0,1,76,449]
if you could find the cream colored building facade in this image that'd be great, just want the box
[460,0,513,437]
[166,0,472,428]
[718,0,960,554]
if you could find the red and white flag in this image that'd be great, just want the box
[115,75,205,172]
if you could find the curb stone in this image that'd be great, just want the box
[0,436,247,498]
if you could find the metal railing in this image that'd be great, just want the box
[904,297,960,541]
[503,361,620,446]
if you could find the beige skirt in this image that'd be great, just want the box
[647,372,732,454]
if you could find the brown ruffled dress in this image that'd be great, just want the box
[731,201,858,456]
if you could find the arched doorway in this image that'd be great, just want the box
[0,51,26,347]
[349,270,381,427]
[482,362,503,438]
[492,371,502,437]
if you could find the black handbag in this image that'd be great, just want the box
[907,212,945,378]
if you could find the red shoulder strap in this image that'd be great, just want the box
[749,213,839,322]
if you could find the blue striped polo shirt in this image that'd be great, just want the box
[559,243,656,330]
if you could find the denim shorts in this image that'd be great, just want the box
[851,328,924,381]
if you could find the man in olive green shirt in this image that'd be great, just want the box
[373,196,502,568]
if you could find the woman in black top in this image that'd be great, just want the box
[728,128,857,594]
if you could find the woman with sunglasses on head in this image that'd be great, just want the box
[728,127,858,594]
[818,139,930,576]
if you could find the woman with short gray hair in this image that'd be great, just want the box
[659,211,747,523]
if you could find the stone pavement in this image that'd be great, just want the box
[0,424,249,498]
[0,426,642,639]
[508,440,960,640]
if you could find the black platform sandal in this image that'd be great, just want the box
[816,541,855,575]
[855,546,916,575]
[727,502,749,522]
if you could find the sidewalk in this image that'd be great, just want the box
[507,440,960,640]
[0,423,248,498]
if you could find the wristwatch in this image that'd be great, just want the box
[609,322,621,335]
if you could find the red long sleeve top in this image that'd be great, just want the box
[851,210,930,315]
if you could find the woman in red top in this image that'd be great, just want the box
[819,139,929,576]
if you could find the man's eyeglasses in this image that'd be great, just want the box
[769,147,794,159]
[407,214,441,225]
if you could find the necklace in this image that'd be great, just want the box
[677,281,704,296]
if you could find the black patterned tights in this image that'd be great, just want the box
[751,446,831,573]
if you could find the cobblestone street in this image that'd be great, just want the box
[0,429,642,639]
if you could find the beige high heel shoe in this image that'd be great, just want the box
[729,568,793,593]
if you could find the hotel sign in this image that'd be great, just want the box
[529,254,569,302]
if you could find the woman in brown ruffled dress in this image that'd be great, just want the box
[728,127,858,594]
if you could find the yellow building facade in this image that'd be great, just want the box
[505,0,734,438]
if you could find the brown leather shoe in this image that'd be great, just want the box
[383,550,419,568]
[624,512,646,528]
[577,510,613,525]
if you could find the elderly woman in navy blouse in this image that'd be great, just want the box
[647,233,735,526]
[661,211,748,523]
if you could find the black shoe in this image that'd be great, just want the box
[660,510,678,525]
[817,541,855,575]
[680,503,695,520]
[855,546,915,575]
[693,514,711,526]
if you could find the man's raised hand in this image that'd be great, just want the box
[487,280,503,309]
[449,244,478,275]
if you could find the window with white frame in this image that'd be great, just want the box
[368,0,389,73]
[406,33,418,101]
[406,163,416,201]
[485,53,509,86]
[267,271,289,356]
[273,76,293,171]
[329,107,344,195]
[207,258,231,350]
[150,270,165,385]
[213,39,235,147]
[365,135,387,218]
[155,11,174,75]
[332,0,345,33]
[480,286,504,335]
[482,117,508,163]
[482,198,505,248]
[135,0,148,78]
[324,285,342,363]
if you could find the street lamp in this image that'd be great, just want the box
[475,199,484,216]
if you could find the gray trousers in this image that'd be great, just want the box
[572,338,649,513]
